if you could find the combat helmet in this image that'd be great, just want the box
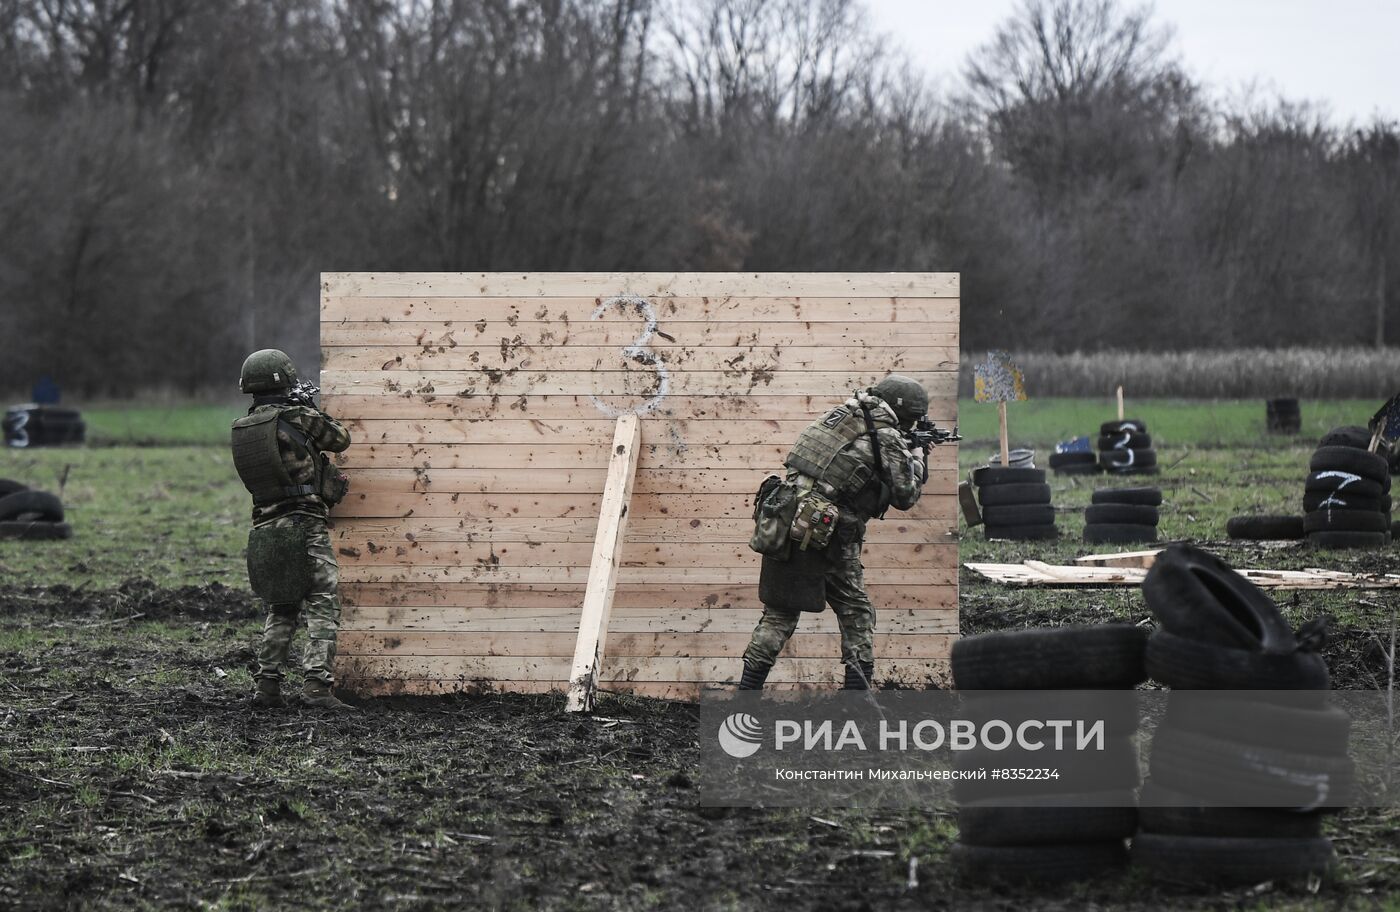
[239,349,299,394]
[870,374,928,427]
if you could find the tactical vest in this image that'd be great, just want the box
[784,403,894,518]
[230,409,319,507]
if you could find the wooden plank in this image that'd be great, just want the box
[1074,549,1164,569]
[341,584,956,613]
[324,297,958,325]
[338,418,814,445]
[321,321,960,348]
[332,541,958,569]
[333,442,960,471]
[340,566,959,585]
[336,655,951,686]
[322,272,960,299]
[966,561,1400,590]
[322,345,959,373]
[339,678,954,700]
[340,467,958,495]
[322,394,958,422]
[332,516,951,544]
[567,415,640,712]
[339,631,956,659]
[339,604,960,632]
[331,491,956,520]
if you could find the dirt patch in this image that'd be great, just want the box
[0,579,258,623]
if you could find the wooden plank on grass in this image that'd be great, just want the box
[567,415,640,713]
[321,272,960,298]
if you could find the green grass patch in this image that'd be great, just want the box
[954,398,1378,449]
[80,403,243,447]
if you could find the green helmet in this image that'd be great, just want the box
[239,349,299,394]
[870,374,928,427]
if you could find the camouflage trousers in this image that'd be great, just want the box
[253,515,341,685]
[743,541,875,669]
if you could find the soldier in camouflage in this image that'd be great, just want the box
[231,349,354,711]
[740,375,929,691]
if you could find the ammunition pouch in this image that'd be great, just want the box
[247,524,315,605]
[749,475,800,557]
[758,546,827,614]
[318,454,350,508]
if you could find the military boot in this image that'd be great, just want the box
[842,662,875,691]
[302,679,356,712]
[738,661,772,691]
[251,677,284,709]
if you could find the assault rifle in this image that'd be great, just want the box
[907,416,960,451]
[287,379,321,409]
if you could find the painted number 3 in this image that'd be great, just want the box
[588,294,670,418]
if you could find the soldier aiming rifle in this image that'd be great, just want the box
[741,374,958,691]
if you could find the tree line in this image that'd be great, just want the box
[1,0,1397,397]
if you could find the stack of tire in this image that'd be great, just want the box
[2,405,86,448]
[1049,444,1099,476]
[949,625,1148,884]
[1084,487,1161,545]
[972,466,1057,541]
[0,479,72,540]
[1305,430,1391,549]
[1135,544,1342,885]
[1099,419,1157,475]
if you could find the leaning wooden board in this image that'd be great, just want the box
[967,561,1400,590]
[322,272,961,698]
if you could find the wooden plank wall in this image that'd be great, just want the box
[321,273,960,699]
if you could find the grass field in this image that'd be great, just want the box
[2,400,1399,909]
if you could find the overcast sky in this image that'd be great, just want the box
[866,0,1399,125]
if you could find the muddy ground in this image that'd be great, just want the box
[3,583,1397,911]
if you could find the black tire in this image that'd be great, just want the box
[1085,503,1159,526]
[1130,833,1334,886]
[1138,781,1323,839]
[1145,630,1330,698]
[0,479,28,497]
[1092,487,1163,506]
[1163,693,1351,756]
[952,625,1149,690]
[1099,449,1157,471]
[981,504,1055,526]
[0,520,73,540]
[955,736,1141,801]
[1305,472,1384,499]
[1049,451,1097,468]
[1319,425,1372,449]
[1083,523,1158,544]
[977,483,1051,507]
[1310,446,1389,482]
[1141,544,1295,651]
[1098,432,1153,451]
[1056,461,1102,476]
[1100,419,1147,435]
[952,841,1128,884]
[984,523,1059,541]
[1149,726,1354,810]
[1303,491,1386,513]
[1303,508,1388,533]
[1306,530,1388,549]
[0,490,64,523]
[958,794,1137,846]
[959,690,1140,737]
[973,466,1046,487]
[1226,515,1305,541]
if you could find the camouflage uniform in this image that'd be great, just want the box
[244,404,351,686]
[742,395,925,684]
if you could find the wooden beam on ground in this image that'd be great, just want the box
[566,414,641,712]
[1074,549,1165,569]
[967,561,1400,590]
